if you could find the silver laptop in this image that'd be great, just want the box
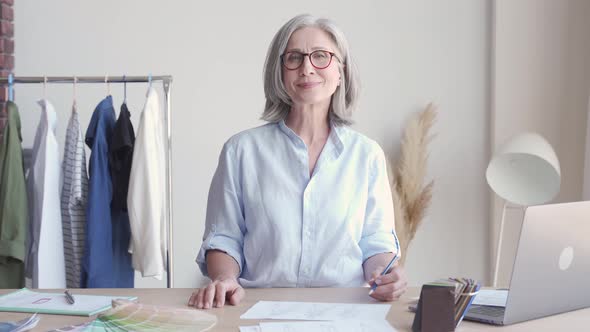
[467,201,590,325]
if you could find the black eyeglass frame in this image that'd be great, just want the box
[280,50,342,70]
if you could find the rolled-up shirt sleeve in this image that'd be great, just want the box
[196,142,246,277]
[359,146,400,262]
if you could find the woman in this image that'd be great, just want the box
[189,14,407,309]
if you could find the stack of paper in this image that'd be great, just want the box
[50,299,217,332]
[472,289,508,307]
[239,301,397,332]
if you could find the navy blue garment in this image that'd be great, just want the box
[111,210,134,287]
[109,103,135,211]
[108,103,135,288]
[82,96,133,288]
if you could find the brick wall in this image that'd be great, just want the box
[0,0,14,141]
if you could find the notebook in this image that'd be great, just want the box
[0,288,137,316]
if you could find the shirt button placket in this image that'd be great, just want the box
[299,183,313,286]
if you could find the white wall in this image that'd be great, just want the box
[492,0,590,287]
[584,94,590,199]
[15,0,491,287]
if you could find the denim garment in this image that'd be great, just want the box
[82,96,133,288]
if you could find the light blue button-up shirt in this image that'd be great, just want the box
[196,120,399,288]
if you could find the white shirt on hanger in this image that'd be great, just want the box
[127,88,167,279]
[25,99,66,288]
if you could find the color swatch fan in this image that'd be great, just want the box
[51,299,217,332]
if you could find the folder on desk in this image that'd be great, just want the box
[0,288,137,316]
[412,278,480,332]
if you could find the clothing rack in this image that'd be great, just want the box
[0,75,175,288]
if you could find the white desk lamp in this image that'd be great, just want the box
[486,132,561,287]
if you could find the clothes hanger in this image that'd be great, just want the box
[72,75,78,110]
[105,74,111,96]
[148,73,152,91]
[8,73,13,102]
[123,74,127,104]
[43,76,47,100]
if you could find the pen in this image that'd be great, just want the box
[369,232,400,295]
[64,290,75,305]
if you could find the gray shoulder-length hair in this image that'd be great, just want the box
[261,14,360,126]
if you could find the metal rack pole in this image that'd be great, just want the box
[0,75,172,84]
[163,79,174,288]
[1,75,175,288]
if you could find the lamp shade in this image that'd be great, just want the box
[486,132,561,206]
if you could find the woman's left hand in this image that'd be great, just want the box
[368,263,408,302]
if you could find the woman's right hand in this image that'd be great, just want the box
[188,276,245,309]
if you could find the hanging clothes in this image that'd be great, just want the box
[83,95,115,288]
[108,103,135,287]
[61,103,89,288]
[128,88,167,279]
[24,99,66,288]
[110,103,135,210]
[82,95,134,288]
[0,112,5,142]
[0,101,29,288]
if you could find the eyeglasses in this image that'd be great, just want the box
[281,50,341,70]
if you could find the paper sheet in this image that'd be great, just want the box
[239,326,261,332]
[472,289,508,307]
[259,320,396,332]
[240,301,391,321]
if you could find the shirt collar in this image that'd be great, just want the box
[37,99,58,134]
[85,95,115,148]
[277,118,345,159]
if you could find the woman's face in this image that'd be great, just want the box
[282,27,342,108]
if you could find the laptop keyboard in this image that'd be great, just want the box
[469,305,506,318]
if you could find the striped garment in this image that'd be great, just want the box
[60,103,89,288]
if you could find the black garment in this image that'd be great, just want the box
[109,103,135,211]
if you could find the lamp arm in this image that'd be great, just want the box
[492,202,508,288]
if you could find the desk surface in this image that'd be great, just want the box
[0,287,588,331]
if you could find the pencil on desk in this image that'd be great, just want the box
[64,290,76,305]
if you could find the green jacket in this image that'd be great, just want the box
[0,101,28,288]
